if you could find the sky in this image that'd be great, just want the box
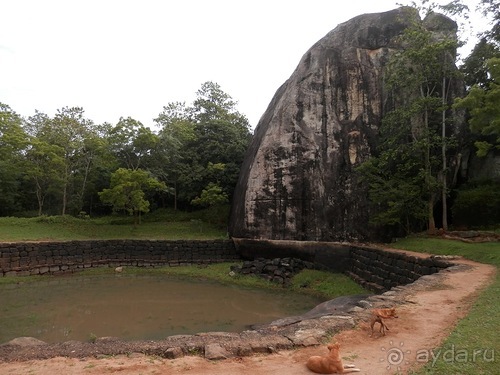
[1,0,487,130]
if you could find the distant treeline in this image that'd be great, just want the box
[0,82,252,218]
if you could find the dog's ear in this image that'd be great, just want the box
[327,344,334,350]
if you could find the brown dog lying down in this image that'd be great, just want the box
[370,307,398,337]
[306,342,360,374]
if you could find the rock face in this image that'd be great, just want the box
[229,8,461,241]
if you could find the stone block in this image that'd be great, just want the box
[165,347,184,359]
[204,343,230,360]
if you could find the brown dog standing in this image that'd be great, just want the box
[306,342,360,374]
[370,307,398,337]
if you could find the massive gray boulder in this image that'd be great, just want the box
[229,8,463,241]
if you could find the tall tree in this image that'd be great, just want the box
[455,57,500,156]
[107,117,159,171]
[154,102,196,210]
[24,107,102,215]
[460,37,500,88]
[0,103,29,215]
[28,141,65,216]
[455,1,500,157]
[24,111,64,215]
[357,107,429,235]
[190,81,252,202]
[478,0,500,45]
[44,107,95,215]
[155,82,252,210]
[359,6,463,234]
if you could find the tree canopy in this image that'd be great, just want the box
[455,57,500,156]
[98,168,166,224]
[0,82,252,219]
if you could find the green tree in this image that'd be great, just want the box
[23,111,62,215]
[26,107,97,215]
[98,168,166,224]
[73,127,114,215]
[0,103,29,215]
[357,108,429,235]
[191,182,229,207]
[23,108,109,216]
[190,81,252,202]
[154,102,197,210]
[107,117,159,170]
[455,57,500,156]
[25,137,65,216]
[359,6,463,234]
[478,0,500,45]
[460,38,499,88]
[154,82,252,210]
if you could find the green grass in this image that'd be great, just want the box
[389,236,499,375]
[390,236,499,265]
[0,274,46,286]
[0,215,227,241]
[290,269,369,299]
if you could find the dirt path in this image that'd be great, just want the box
[0,257,495,375]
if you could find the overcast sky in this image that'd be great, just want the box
[1,0,485,129]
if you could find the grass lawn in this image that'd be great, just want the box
[389,236,499,375]
[0,215,227,241]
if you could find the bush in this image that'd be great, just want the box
[452,180,500,228]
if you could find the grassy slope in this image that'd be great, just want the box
[390,237,499,375]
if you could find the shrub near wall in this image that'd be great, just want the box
[0,240,239,276]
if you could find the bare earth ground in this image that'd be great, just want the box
[0,255,496,375]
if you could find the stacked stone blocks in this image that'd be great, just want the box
[0,240,238,277]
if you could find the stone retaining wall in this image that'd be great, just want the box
[0,239,452,294]
[232,238,452,293]
[0,240,238,277]
[347,246,451,292]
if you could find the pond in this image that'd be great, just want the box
[0,274,322,344]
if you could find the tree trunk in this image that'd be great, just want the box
[62,182,67,215]
[61,163,70,216]
[423,106,436,233]
[36,179,44,216]
[441,76,448,231]
[174,180,178,211]
[428,198,436,234]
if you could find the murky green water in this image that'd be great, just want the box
[0,275,321,343]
